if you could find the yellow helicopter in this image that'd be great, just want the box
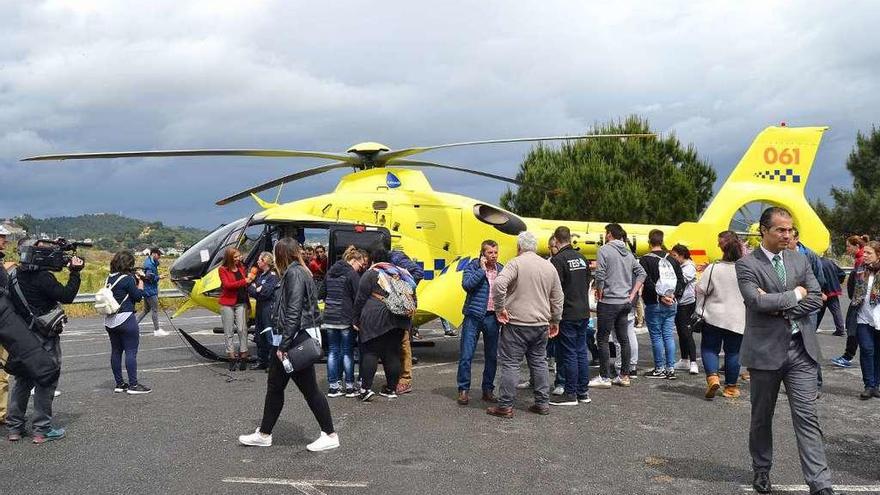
[24,124,829,330]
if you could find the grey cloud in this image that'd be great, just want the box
[1,1,878,230]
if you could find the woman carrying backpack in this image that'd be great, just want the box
[352,248,416,401]
[104,251,151,395]
[238,238,339,451]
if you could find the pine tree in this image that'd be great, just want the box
[500,116,716,224]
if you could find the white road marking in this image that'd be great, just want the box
[223,477,367,495]
[374,360,457,376]
[740,485,880,492]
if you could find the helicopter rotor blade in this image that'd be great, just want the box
[390,159,554,190]
[379,133,655,163]
[215,161,352,206]
[22,149,358,164]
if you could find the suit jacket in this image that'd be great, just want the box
[736,248,824,370]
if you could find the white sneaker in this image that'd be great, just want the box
[673,359,689,371]
[515,380,531,390]
[306,431,340,452]
[689,361,699,375]
[551,385,565,396]
[588,377,612,389]
[239,428,272,447]
[153,329,171,337]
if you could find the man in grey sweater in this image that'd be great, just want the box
[593,223,647,387]
[487,231,564,418]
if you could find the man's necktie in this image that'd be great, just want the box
[772,254,799,334]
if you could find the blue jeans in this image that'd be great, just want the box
[457,313,499,392]
[645,303,678,370]
[558,319,590,395]
[856,323,880,388]
[107,314,140,386]
[700,323,743,385]
[326,327,355,389]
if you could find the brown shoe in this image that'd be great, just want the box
[705,374,721,399]
[396,382,412,395]
[722,384,741,398]
[481,391,497,403]
[486,406,513,418]
[457,390,469,405]
[528,404,550,415]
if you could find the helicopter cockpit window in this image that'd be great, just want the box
[239,222,270,268]
[169,218,248,281]
[208,218,250,270]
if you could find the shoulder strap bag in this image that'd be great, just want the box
[689,264,715,334]
[285,268,323,373]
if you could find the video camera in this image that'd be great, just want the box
[19,238,92,272]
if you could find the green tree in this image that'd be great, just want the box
[500,116,716,224]
[814,125,880,246]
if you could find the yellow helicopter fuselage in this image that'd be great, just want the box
[177,125,830,327]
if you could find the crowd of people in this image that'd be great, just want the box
[0,208,874,493]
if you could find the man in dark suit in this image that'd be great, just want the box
[736,207,841,495]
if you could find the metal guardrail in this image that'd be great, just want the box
[73,288,185,304]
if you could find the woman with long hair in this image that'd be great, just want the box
[323,246,366,398]
[695,240,746,399]
[669,244,698,375]
[104,251,151,394]
[238,238,338,451]
[218,247,254,371]
[247,252,279,371]
[847,240,880,399]
[831,234,871,369]
[353,248,416,401]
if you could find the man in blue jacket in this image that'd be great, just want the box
[138,247,169,337]
[457,240,503,405]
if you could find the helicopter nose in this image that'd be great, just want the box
[170,277,195,296]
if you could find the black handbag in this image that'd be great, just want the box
[689,264,715,334]
[284,269,323,373]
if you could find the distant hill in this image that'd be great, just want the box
[14,213,209,252]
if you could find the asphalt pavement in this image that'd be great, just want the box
[0,303,878,495]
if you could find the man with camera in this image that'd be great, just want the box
[7,239,83,443]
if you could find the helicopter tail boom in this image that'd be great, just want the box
[672,125,830,258]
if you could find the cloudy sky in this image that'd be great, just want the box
[1,1,878,230]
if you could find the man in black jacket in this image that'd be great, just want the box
[7,239,82,443]
[639,230,685,379]
[548,227,593,406]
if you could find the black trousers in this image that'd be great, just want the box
[596,302,631,378]
[675,302,697,361]
[259,355,334,435]
[359,328,404,391]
